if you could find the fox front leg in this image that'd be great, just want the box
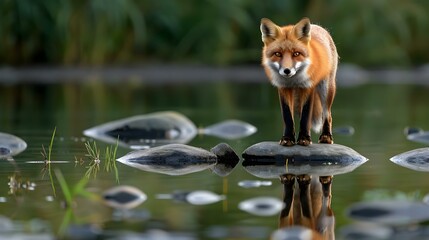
[297,94,313,146]
[279,91,295,146]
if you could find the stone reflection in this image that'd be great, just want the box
[274,174,334,240]
[241,141,368,240]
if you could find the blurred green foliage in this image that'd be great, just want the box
[0,0,428,66]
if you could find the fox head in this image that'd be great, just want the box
[260,18,312,88]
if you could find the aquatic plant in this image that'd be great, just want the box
[40,127,56,163]
[83,140,119,182]
[41,127,57,196]
[53,169,93,235]
[84,140,101,179]
[104,141,119,183]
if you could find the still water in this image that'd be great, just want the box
[0,79,429,239]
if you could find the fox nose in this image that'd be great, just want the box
[283,68,291,75]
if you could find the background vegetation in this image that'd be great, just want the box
[1,0,428,67]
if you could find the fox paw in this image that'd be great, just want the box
[297,135,312,146]
[319,176,333,185]
[279,136,295,146]
[279,174,296,185]
[297,174,312,185]
[319,134,333,144]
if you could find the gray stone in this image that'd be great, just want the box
[83,111,197,149]
[242,142,368,178]
[117,143,239,176]
[0,132,27,159]
[407,131,429,145]
[346,200,429,226]
[390,148,429,171]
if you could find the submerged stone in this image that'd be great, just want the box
[339,223,393,240]
[102,185,147,209]
[238,180,272,188]
[242,142,368,178]
[406,131,429,145]
[116,143,239,176]
[390,148,429,171]
[0,132,27,159]
[333,126,355,136]
[404,127,424,136]
[83,111,197,149]
[159,190,225,205]
[346,200,429,225]
[200,119,257,139]
[238,197,284,216]
[271,226,319,240]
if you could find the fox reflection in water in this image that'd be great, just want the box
[241,142,367,239]
[275,174,334,240]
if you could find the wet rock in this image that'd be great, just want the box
[333,126,355,136]
[242,142,368,178]
[346,200,429,226]
[200,119,257,139]
[390,148,429,171]
[271,226,321,240]
[404,127,424,136]
[0,132,27,159]
[238,197,284,216]
[157,190,225,205]
[407,131,429,145]
[65,224,102,240]
[238,180,272,188]
[339,223,393,240]
[116,143,239,176]
[103,185,147,209]
[83,111,197,149]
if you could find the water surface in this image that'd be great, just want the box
[1,80,429,239]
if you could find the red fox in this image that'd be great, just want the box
[260,18,338,146]
[277,174,335,240]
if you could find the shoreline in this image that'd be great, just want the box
[0,64,429,87]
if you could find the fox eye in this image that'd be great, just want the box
[292,52,301,57]
[274,52,282,57]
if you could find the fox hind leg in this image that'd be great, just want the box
[318,78,335,144]
[319,116,333,144]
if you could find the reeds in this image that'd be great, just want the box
[84,139,119,182]
[41,127,57,196]
[1,1,428,66]
[40,127,120,201]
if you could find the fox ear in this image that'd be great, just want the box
[260,18,281,44]
[294,18,311,43]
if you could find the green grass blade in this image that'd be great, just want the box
[113,139,119,183]
[58,208,74,237]
[54,169,73,207]
[48,127,56,162]
[48,127,57,196]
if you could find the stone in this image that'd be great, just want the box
[117,143,239,176]
[242,142,368,178]
[390,148,429,171]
